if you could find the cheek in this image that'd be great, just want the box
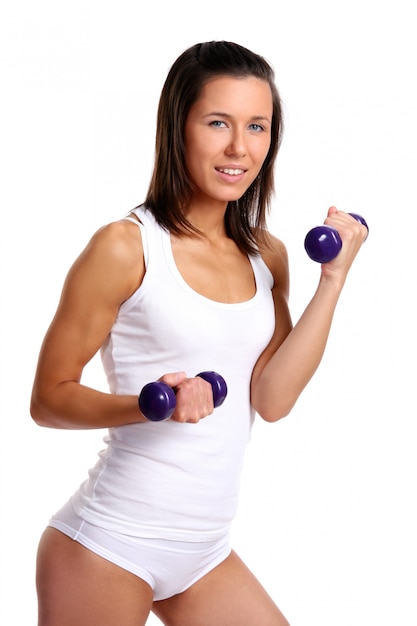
[252,140,271,171]
[259,136,272,161]
[184,133,210,168]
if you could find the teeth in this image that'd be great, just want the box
[219,168,244,175]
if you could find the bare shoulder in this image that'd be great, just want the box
[258,231,289,295]
[86,216,143,263]
[65,216,145,304]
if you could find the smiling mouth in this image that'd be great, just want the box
[216,168,245,176]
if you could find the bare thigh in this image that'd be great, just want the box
[152,550,290,626]
[36,527,154,626]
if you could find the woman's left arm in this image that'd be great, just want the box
[251,207,368,422]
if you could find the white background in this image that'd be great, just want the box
[1,1,416,624]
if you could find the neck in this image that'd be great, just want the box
[184,199,228,240]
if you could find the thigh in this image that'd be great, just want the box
[36,527,154,626]
[152,550,290,626]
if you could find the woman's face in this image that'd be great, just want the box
[184,75,273,207]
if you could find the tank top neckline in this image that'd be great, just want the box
[133,205,272,310]
[165,228,266,310]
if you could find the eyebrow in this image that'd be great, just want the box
[203,111,272,123]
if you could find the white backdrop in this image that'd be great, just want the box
[1,1,416,624]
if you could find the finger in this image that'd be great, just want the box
[159,371,187,388]
[327,205,338,217]
[173,377,214,423]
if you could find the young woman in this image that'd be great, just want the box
[31,41,367,625]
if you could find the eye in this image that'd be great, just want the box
[209,120,227,128]
[248,123,265,132]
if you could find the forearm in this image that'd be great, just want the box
[30,380,145,429]
[252,275,343,422]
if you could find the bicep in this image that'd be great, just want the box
[36,281,118,387]
[251,236,293,388]
[251,286,292,388]
[33,222,144,392]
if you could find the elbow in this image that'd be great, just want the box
[252,391,298,423]
[30,398,45,427]
[30,392,54,428]
[251,376,302,423]
[256,406,291,423]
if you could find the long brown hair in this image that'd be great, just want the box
[144,41,284,254]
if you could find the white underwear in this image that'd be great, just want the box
[48,500,231,601]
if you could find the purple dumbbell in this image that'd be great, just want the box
[304,213,368,263]
[138,371,228,422]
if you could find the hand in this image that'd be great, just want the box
[158,372,215,423]
[321,207,368,280]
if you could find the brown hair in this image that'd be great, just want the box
[143,41,284,254]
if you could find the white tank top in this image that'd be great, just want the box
[70,205,275,541]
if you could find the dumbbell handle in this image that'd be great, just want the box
[138,371,228,422]
[304,213,368,263]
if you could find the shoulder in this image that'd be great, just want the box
[66,216,145,303]
[83,217,143,267]
[257,231,289,294]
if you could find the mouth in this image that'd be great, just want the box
[216,167,245,176]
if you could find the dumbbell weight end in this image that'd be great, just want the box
[304,213,368,263]
[138,381,176,422]
[196,371,228,408]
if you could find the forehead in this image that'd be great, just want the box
[192,75,273,117]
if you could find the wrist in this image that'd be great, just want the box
[318,271,346,295]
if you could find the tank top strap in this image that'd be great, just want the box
[122,215,140,225]
[249,253,274,291]
[122,207,152,270]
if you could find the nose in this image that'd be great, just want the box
[225,128,246,157]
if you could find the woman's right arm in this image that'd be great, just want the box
[30,218,149,429]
